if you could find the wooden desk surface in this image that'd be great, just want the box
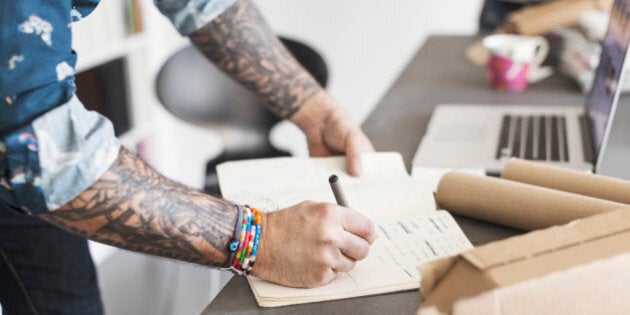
[202,35,630,314]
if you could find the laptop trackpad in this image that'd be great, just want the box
[433,124,487,142]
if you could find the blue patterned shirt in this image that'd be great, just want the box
[0,0,236,214]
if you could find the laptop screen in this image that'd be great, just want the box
[586,0,630,160]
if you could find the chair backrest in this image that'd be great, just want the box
[155,37,328,194]
[155,37,328,136]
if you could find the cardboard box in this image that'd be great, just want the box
[418,209,630,315]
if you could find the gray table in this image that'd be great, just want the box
[203,35,630,314]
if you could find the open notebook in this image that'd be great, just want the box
[217,152,473,307]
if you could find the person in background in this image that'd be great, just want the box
[0,0,375,314]
[478,0,546,33]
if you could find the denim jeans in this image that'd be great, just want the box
[0,206,103,315]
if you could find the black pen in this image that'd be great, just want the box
[328,174,349,207]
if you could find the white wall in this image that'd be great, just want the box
[255,0,484,123]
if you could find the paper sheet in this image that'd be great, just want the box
[247,211,472,307]
[218,152,436,220]
[412,166,485,192]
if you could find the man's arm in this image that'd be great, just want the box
[40,147,237,266]
[39,147,375,287]
[188,0,320,119]
[189,0,374,175]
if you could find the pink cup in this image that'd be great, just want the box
[483,34,552,92]
[486,55,530,91]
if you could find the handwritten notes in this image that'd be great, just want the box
[369,211,473,281]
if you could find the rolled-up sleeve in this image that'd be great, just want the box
[33,96,120,210]
[153,0,237,36]
[0,96,120,214]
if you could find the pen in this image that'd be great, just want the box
[328,174,349,207]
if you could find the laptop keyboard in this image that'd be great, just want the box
[496,115,569,161]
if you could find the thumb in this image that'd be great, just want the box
[345,132,374,176]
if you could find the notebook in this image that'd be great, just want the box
[412,0,630,175]
[217,152,473,307]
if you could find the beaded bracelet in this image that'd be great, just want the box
[223,205,244,269]
[225,205,262,276]
[234,206,261,275]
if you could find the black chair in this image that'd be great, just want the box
[155,37,328,195]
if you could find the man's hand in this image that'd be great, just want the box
[252,201,375,288]
[291,92,375,177]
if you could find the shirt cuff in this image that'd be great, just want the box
[153,0,238,36]
[32,95,120,210]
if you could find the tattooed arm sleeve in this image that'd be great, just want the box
[188,0,322,119]
[40,147,237,267]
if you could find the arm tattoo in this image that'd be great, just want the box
[189,0,322,118]
[41,147,237,267]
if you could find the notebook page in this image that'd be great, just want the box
[248,211,472,306]
[217,152,436,220]
[216,153,468,306]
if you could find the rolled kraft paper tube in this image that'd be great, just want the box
[436,172,628,231]
[503,159,630,205]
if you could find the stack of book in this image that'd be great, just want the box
[125,0,144,35]
[554,10,630,93]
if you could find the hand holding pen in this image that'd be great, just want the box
[250,173,374,288]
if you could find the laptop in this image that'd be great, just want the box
[412,0,630,175]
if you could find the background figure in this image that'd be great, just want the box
[479,0,545,33]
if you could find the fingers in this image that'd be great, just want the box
[345,131,375,177]
[308,133,334,157]
[340,207,376,244]
[332,252,356,272]
[338,232,370,261]
[346,147,363,177]
[331,231,370,274]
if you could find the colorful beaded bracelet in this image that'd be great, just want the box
[225,205,262,276]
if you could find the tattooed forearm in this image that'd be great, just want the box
[189,0,322,118]
[40,147,237,267]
